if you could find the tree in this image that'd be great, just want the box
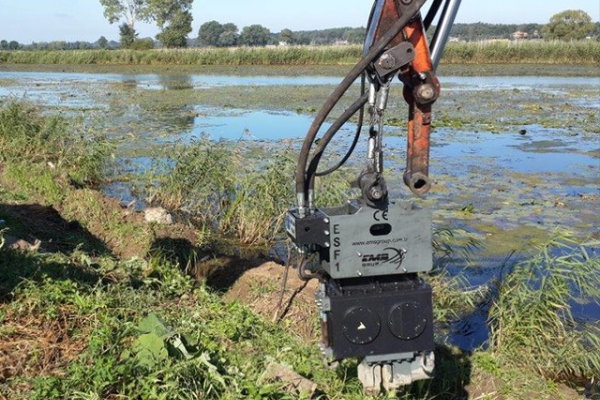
[218,30,238,47]
[343,28,365,44]
[147,0,191,26]
[239,24,271,47]
[97,36,109,49]
[218,23,238,47]
[222,23,237,33]
[131,37,155,49]
[156,10,192,47]
[542,10,595,41]
[8,41,19,50]
[119,22,137,48]
[591,22,600,40]
[198,20,224,47]
[99,0,150,41]
[147,0,193,47]
[0,40,8,50]
[279,28,294,45]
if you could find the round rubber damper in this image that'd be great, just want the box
[388,301,427,340]
[341,307,381,345]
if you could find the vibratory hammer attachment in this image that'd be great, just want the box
[287,0,462,394]
[287,201,436,393]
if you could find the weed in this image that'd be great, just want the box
[149,141,351,245]
[0,101,112,194]
[489,233,600,382]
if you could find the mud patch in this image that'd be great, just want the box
[221,261,320,341]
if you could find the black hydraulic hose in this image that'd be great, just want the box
[307,92,369,194]
[297,256,320,281]
[315,73,367,177]
[424,0,443,30]
[294,0,426,207]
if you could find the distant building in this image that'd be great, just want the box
[512,31,529,40]
[333,40,349,46]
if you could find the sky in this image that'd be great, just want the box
[0,0,598,43]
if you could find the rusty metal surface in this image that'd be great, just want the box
[403,88,433,195]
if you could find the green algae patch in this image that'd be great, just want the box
[471,223,551,259]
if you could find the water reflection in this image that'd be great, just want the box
[179,108,335,142]
[158,74,193,91]
[1,70,594,94]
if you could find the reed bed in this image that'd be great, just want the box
[0,45,362,66]
[148,141,351,245]
[1,40,598,66]
[443,40,600,65]
[489,234,600,382]
[0,102,111,194]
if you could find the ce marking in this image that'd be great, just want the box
[373,210,389,221]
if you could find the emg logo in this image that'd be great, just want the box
[361,253,390,263]
[361,248,405,268]
[384,247,406,270]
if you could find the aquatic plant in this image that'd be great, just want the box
[149,140,351,245]
[0,101,111,193]
[489,233,600,381]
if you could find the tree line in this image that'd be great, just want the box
[1,7,597,51]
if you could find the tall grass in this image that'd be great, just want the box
[0,45,362,66]
[148,140,351,245]
[1,40,598,66]
[0,102,112,198]
[443,40,600,65]
[489,234,600,381]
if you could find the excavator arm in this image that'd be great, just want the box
[286,0,461,394]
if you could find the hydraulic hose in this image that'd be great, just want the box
[423,0,443,30]
[306,92,369,197]
[314,73,367,178]
[295,0,427,210]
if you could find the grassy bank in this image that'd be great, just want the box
[1,102,599,399]
[442,40,600,65]
[1,40,599,66]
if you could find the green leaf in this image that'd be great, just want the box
[133,333,169,369]
[139,313,171,337]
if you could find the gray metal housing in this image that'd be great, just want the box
[319,200,432,279]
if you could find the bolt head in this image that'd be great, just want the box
[378,53,396,70]
[369,187,382,200]
[416,84,436,102]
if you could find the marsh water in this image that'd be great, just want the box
[1,67,599,350]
